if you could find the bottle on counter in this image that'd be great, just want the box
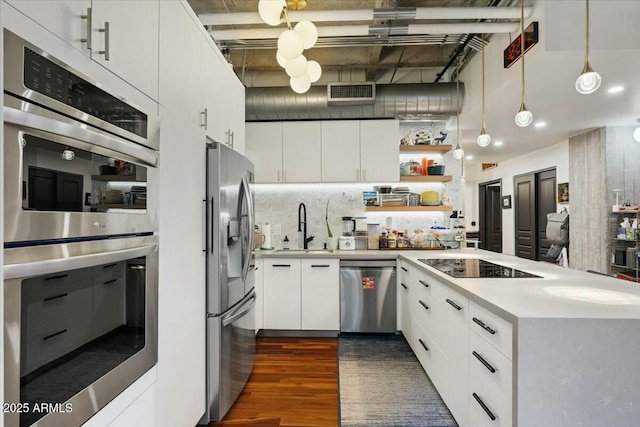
[380,229,388,249]
[283,235,290,250]
[387,232,397,249]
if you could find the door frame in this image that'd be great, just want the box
[478,179,502,252]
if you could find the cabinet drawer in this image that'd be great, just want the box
[412,291,435,337]
[469,301,513,360]
[22,267,94,295]
[412,321,448,400]
[22,314,92,375]
[22,280,93,334]
[469,368,512,427]
[469,331,513,402]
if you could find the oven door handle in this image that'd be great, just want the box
[3,243,157,280]
[3,106,159,167]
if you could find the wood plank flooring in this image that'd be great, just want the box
[210,337,339,427]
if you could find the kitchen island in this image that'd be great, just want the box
[256,248,640,427]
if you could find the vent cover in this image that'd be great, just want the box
[327,82,376,105]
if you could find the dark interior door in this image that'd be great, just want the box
[536,169,557,262]
[29,167,56,210]
[479,181,502,253]
[514,174,536,259]
[57,172,84,211]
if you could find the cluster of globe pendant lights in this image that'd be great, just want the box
[258,0,322,94]
[473,0,600,152]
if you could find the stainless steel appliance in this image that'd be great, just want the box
[340,260,397,333]
[419,258,542,278]
[3,29,159,245]
[200,141,256,423]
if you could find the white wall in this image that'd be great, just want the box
[0,3,4,423]
[466,140,569,255]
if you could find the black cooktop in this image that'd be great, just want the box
[418,258,542,278]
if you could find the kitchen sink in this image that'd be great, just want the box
[274,249,334,254]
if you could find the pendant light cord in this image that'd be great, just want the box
[520,0,526,107]
[456,57,461,150]
[585,0,590,64]
[481,33,486,132]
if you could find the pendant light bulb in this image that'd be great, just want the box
[453,147,465,160]
[515,104,534,127]
[576,0,601,94]
[277,30,304,60]
[258,0,286,26]
[477,132,491,147]
[633,126,640,142]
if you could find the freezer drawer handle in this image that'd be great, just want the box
[472,392,497,421]
[43,329,68,341]
[419,300,429,311]
[272,264,291,267]
[400,282,408,290]
[472,317,496,335]
[44,274,68,282]
[401,267,408,272]
[418,279,429,288]
[472,351,496,373]
[43,293,68,302]
[418,339,429,352]
[446,298,462,311]
[311,264,330,268]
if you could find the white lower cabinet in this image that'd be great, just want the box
[397,262,413,346]
[263,258,302,329]
[301,259,339,330]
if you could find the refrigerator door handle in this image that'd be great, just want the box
[222,292,256,326]
[238,173,254,283]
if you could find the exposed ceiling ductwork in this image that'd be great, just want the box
[245,83,463,122]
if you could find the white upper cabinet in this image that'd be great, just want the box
[359,120,400,182]
[321,121,361,182]
[8,0,159,101]
[282,122,322,183]
[245,122,283,183]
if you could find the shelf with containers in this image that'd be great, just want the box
[609,210,639,282]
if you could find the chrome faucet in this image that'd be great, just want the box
[297,202,314,249]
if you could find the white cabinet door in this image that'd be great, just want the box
[321,121,361,182]
[263,259,301,329]
[5,0,92,53]
[245,122,283,183]
[359,120,400,182]
[90,0,159,101]
[282,121,322,182]
[301,259,339,330]
[254,259,263,334]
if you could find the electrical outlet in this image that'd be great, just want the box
[273,224,282,235]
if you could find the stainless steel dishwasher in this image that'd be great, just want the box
[340,260,397,333]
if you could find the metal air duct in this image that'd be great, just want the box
[245,83,463,121]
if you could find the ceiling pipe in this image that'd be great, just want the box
[199,7,533,26]
[211,22,520,41]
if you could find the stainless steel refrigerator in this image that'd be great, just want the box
[200,141,256,424]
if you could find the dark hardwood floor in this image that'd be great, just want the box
[210,337,339,427]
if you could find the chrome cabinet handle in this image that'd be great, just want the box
[446,298,462,311]
[472,393,496,421]
[230,130,234,149]
[98,21,110,60]
[201,108,208,130]
[472,351,496,373]
[472,317,496,335]
[80,7,92,50]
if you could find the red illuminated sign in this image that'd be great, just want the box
[503,22,539,68]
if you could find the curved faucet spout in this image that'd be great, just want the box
[297,202,312,249]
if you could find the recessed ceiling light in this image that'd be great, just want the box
[535,121,546,128]
[608,86,624,94]
[465,155,473,160]
[494,141,504,146]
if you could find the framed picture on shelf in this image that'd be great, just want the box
[502,195,512,209]
[558,182,569,203]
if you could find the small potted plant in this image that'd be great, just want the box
[326,199,339,250]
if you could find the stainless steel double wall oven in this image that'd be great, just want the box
[3,29,160,427]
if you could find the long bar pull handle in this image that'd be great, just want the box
[43,293,68,302]
[210,197,215,254]
[43,329,68,341]
[311,265,330,268]
[446,298,462,311]
[201,108,208,130]
[401,267,408,272]
[418,339,429,352]
[472,317,497,335]
[418,279,429,288]
[419,300,429,311]
[472,351,496,373]
[272,264,291,267]
[229,130,234,149]
[203,199,207,253]
[472,393,497,421]
[81,8,92,50]
[98,21,110,61]
[400,282,408,290]
[44,274,69,282]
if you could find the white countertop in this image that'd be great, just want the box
[257,247,640,321]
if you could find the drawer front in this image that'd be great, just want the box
[413,269,435,299]
[22,266,94,295]
[412,291,435,338]
[469,301,513,360]
[469,368,512,427]
[398,261,412,290]
[469,331,513,402]
[22,314,92,375]
[22,279,93,334]
[413,320,448,400]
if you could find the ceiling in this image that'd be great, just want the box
[189,0,640,165]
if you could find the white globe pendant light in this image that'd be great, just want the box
[278,29,304,59]
[290,74,311,94]
[294,20,318,49]
[515,107,533,127]
[633,125,640,142]
[306,60,322,82]
[258,0,286,26]
[284,55,308,78]
[276,50,287,68]
[575,0,601,94]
